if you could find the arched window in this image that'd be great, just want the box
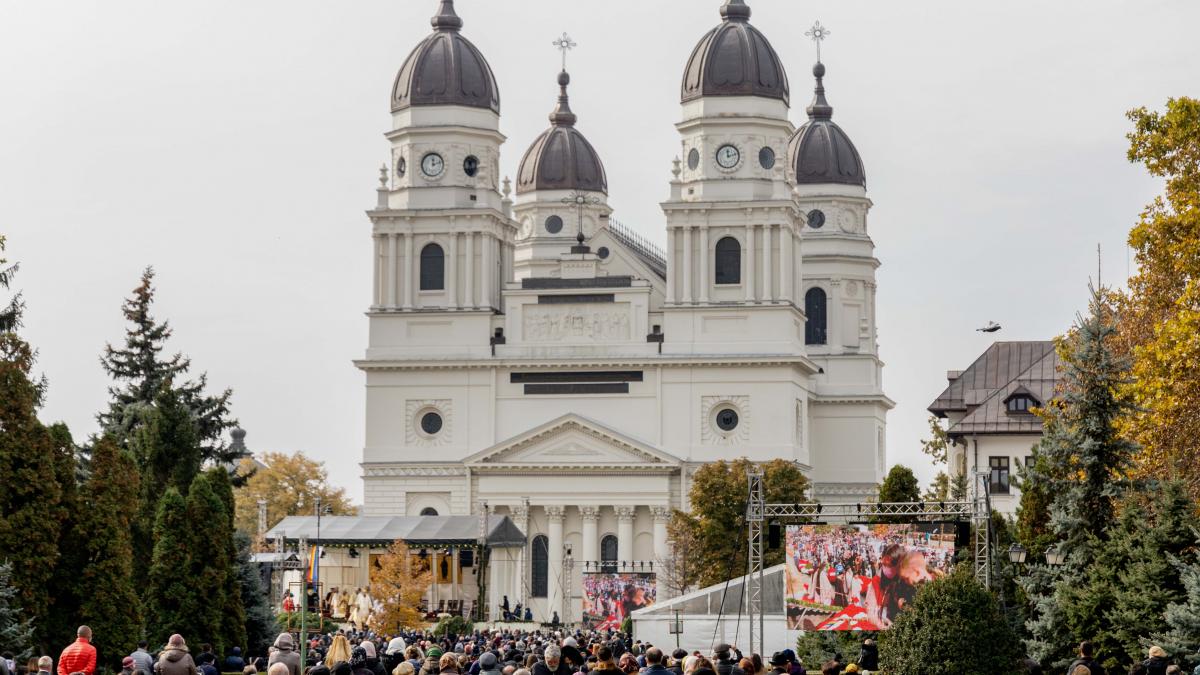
[419,243,445,291]
[419,507,438,516]
[531,535,549,598]
[600,535,618,573]
[805,288,827,345]
[714,237,741,285]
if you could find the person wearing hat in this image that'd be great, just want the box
[156,635,199,675]
[121,657,138,675]
[767,654,789,675]
[477,653,501,675]
[1144,646,1170,675]
[711,646,743,675]
[841,666,859,675]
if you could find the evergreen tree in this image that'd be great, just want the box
[99,267,237,465]
[78,436,143,670]
[0,236,22,333]
[207,468,247,654]
[145,488,189,646]
[1019,287,1140,666]
[234,531,278,655]
[879,568,1022,675]
[0,561,34,659]
[41,424,85,651]
[877,465,920,523]
[0,304,63,649]
[1157,554,1200,667]
[179,472,231,653]
[1014,446,1056,559]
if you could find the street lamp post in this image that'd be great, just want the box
[1007,543,1027,565]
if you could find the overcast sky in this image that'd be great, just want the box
[3,0,1196,503]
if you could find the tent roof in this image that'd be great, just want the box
[263,515,525,548]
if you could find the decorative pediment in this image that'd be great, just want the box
[463,414,681,469]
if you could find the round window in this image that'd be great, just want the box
[597,246,610,260]
[396,157,406,178]
[715,408,739,432]
[463,155,480,177]
[759,147,776,170]
[420,411,443,436]
[687,148,700,171]
[807,209,826,229]
[545,215,564,234]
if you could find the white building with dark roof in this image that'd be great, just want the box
[356,0,892,623]
[928,341,1060,516]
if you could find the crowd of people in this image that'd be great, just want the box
[10,622,1199,675]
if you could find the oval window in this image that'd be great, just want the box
[420,411,443,436]
[715,408,739,432]
[545,215,564,234]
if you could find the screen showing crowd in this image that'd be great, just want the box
[784,523,957,631]
[582,572,656,630]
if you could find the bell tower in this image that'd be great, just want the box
[661,0,805,353]
[369,0,515,322]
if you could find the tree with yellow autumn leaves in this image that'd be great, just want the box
[368,540,433,632]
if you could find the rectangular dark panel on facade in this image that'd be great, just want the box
[537,294,615,304]
[511,371,644,384]
[523,383,630,395]
[521,276,633,290]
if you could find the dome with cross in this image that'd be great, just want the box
[789,61,866,187]
[516,70,608,195]
[391,0,500,114]
[680,0,790,105]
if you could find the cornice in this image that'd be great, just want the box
[354,354,819,372]
[362,465,468,478]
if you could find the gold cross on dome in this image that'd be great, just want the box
[805,21,831,62]
[552,32,577,71]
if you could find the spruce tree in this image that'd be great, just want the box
[99,267,238,464]
[145,488,189,646]
[0,561,34,659]
[79,436,143,669]
[234,532,278,655]
[41,423,85,651]
[179,472,231,653]
[1019,287,1140,666]
[1157,555,1200,667]
[0,236,21,333]
[0,314,63,649]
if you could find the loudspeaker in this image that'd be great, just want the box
[768,522,782,549]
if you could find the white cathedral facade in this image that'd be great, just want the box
[356,0,892,622]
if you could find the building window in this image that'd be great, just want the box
[805,288,827,345]
[419,507,438,516]
[1006,395,1037,414]
[715,237,741,285]
[989,456,1010,494]
[419,243,445,290]
[600,535,618,572]
[531,535,549,598]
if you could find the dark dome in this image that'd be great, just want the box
[391,1,500,114]
[789,63,865,187]
[681,1,789,105]
[517,72,608,195]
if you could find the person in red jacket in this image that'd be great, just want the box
[58,626,97,675]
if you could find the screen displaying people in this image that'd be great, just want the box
[582,573,656,630]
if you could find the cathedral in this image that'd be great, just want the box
[356,0,892,621]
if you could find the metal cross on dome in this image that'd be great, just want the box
[552,32,577,71]
[562,190,601,249]
[805,21,831,62]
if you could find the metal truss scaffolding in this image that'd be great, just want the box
[744,467,992,656]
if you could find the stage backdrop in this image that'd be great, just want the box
[784,523,957,631]
[583,572,656,629]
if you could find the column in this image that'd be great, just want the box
[511,503,529,603]
[650,506,672,599]
[745,224,756,302]
[448,232,459,309]
[616,506,635,563]
[780,226,792,304]
[546,506,565,622]
[699,226,710,304]
[481,234,492,310]
[465,233,475,309]
[580,506,599,567]
[682,227,692,304]
[451,549,460,604]
[403,232,415,309]
[665,228,676,304]
[763,224,773,302]
[387,233,398,308]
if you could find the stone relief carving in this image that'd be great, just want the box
[364,465,465,477]
[522,305,631,342]
[846,280,860,298]
[795,399,805,447]
[837,206,860,233]
[405,399,452,447]
[700,395,751,445]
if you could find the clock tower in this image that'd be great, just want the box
[661,0,806,354]
[366,0,516,359]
